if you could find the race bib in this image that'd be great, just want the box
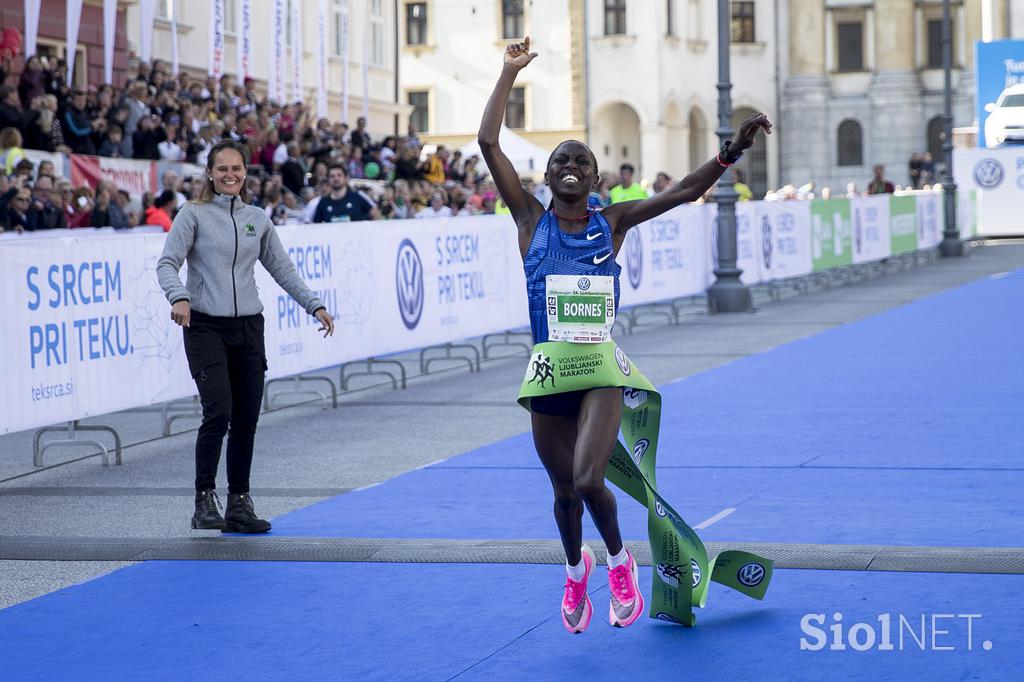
[545,274,615,343]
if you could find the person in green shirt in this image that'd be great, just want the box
[609,163,649,203]
[733,168,754,201]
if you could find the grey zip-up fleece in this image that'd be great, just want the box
[157,193,324,317]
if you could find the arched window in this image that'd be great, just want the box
[837,119,863,167]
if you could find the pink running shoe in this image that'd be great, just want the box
[561,544,596,634]
[608,550,644,628]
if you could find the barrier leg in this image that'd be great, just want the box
[32,420,123,468]
[340,357,407,390]
[419,343,481,374]
[264,375,338,410]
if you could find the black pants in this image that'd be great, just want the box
[183,311,267,494]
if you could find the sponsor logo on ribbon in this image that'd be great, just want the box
[737,562,766,587]
[691,558,702,588]
[632,438,649,464]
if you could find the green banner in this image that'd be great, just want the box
[890,195,918,255]
[518,342,773,626]
[811,199,852,271]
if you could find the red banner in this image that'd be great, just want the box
[70,155,157,195]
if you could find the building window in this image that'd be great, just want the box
[224,0,237,33]
[409,90,429,133]
[371,0,386,66]
[666,0,674,36]
[406,2,428,46]
[836,21,864,72]
[505,87,526,129]
[687,0,702,41]
[502,0,524,40]
[604,0,627,36]
[926,18,956,69]
[837,119,863,167]
[731,1,755,44]
[157,0,174,19]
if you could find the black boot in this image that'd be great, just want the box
[223,493,272,534]
[192,489,225,529]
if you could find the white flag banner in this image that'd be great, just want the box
[341,0,350,123]
[24,0,41,58]
[291,0,303,103]
[316,0,329,118]
[170,1,179,75]
[237,0,252,83]
[138,0,156,64]
[270,0,286,103]
[209,0,225,79]
[361,8,370,122]
[102,0,117,84]
[65,0,84,87]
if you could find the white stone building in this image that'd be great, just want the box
[399,0,780,196]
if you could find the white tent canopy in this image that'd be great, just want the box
[459,126,551,174]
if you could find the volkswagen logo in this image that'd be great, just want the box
[691,558,701,588]
[625,229,642,289]
[632,438,649,464]
[655,500,667,517]
[614,346,631,375]
[761,215,773,270]
[395,239,424,330]
[973,158,1004,189]
[577,277,591,290]
[737,562,766,587]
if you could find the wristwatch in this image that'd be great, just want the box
[721,140,744,165]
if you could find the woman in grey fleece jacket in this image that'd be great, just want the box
[158,140,334,533]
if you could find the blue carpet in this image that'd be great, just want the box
[0,562,1019,680]
[271,270,1024,546]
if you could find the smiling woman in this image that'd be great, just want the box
[157,139,335,535]
[478,36,773,633]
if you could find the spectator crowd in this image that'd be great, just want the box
[0,55,947,235]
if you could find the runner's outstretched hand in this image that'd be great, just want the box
[504,36,538,71]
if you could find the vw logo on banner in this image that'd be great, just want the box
[973,158,1004,189]
[395,238,424,330]
[625,228,642,290]
[737,562,766,587]
[760,215,773,270]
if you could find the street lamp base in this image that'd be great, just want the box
[707,276,752,313]
[940,235,964,258]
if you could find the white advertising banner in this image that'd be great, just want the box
[730,202,761,285]
[0,233,196,434]
[752,200,814,280]
[850,195,893,264]
[270,0,286,103]
[237,0,252,83]
[915,192,943,249]
[618,204,710,306]
[2,198,946,435]
[953,146,1024,236]
[316,0,329,118]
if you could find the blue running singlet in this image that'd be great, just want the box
[524,209,621,344]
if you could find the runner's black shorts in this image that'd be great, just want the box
[530,389,591,417]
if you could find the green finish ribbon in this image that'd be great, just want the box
[518,341,773,626]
